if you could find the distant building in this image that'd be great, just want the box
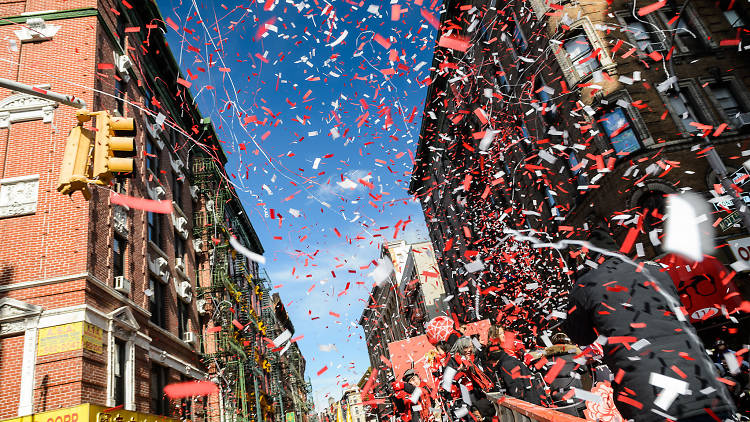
[397,241,449,336]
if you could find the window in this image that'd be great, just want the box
[622,17,663,52]
[144,90,154,111]
[637,190,667,232]
[172,170,183,206]
[510,13,528,52]
[665,89,703,133]
[115,78,127,116]
[535,76,558,123]
[115,9,126,44]
[177,300,190,339]
[149,277,166,328]
[724,9,746,27]
[601,108,641,154]
[179,375,193,419]
[148,212,162,246]
[567,151,588,186]
[147,138,159,175]
[706,81,748,128]
[564,31,600,76]
[659,9,711,53]
[113,235,126,279]
[113,338,126,406]
[175,231,185,265]
[150,364,169,415]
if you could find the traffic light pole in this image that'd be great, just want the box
[0,77,86,109]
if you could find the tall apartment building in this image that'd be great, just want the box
[391,240,448,337]
[0,1,271,422]
[411,0,750,332]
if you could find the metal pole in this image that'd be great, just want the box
[0,77,86,109]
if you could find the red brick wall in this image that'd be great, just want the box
[0,335,24,419]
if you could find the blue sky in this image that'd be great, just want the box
[157,0,440,410]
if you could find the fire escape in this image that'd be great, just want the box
[192,157,273,422]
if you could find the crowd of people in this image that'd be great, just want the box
[388,233,748,422]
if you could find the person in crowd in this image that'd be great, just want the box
[440,336,496,422]
[539,333,588,416]
[483,324,544,405]
[561,227,737,421]
[392,369,436,422]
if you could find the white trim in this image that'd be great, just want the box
[148,345,206,379]
[0,274,151,319]
[17,315,40,417]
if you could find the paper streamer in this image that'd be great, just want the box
[110,191,173,214]
[229,236,267,265]
[163,381,218,399]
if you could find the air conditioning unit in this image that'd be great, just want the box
[737,112,750,133]
[190,186,200,201]
[178,281,193,302]
[182,331,195,344]
[114,276,131,295]
[196,298,208,315]
[175,257,185,272]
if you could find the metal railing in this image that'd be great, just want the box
[487,393,585,422]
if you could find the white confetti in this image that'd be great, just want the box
[273,329,292,347]
[229,236,267,265]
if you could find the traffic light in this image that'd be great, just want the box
[57,112,94,199]
[92,111,135,184]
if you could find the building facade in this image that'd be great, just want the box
[410,0,750,335]
[0,1,280,422]
[397,241,448,337]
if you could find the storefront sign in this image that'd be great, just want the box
[719,210,742,232]
[285,412,296,422]
[729,236,750,267]
[0,404,181,422]
[37,322,103,356]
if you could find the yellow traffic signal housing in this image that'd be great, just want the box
[57,113,95,200]
[92,112,135,184]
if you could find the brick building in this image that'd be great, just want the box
[410,0,750,335]
[0,1,270,422]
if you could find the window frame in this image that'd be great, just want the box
[113,234,126,279]
[147,212,162,247]
[615,12,667,53]
[150,364,170,416]
[656,6,717,54]
[149,277,167,328]
[553,18,615,85]
[599,107,642,156]
[172,169,183,207]
[115,78,127,116]
[660,80,715,135]
[146,137,160,176]
[700,76,750,131]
